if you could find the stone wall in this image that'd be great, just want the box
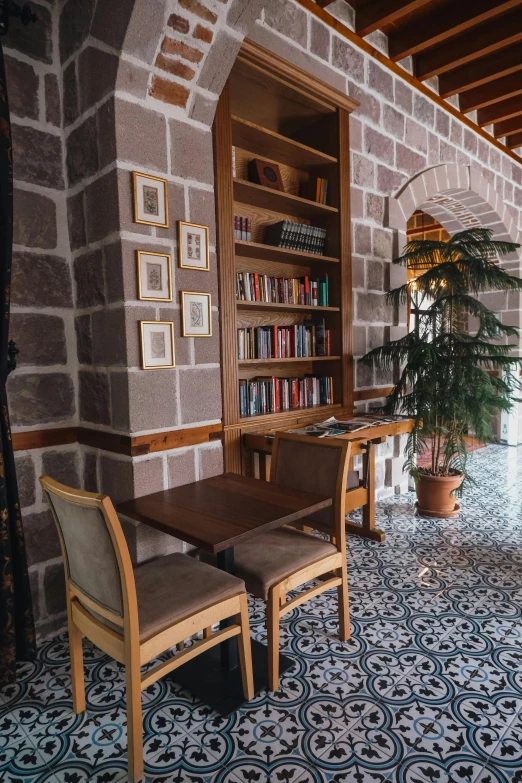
[5,0,522,640]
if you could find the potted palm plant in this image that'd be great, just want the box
[361,227,522,517]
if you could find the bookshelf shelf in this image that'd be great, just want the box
[233,178,338,219]
[214,39,357,472]
[236,300,339,313]
[231,115,337,168]
[235,240,339,265]
[238,356,341,365]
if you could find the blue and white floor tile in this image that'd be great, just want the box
[2,443,522,782]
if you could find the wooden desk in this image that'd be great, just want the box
[117,473,331,714]
[243,418,414,543]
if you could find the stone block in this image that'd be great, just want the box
[67,191,86,252]
[352,153,375,188]
[42,449,80,488]
[4,55,39,120]
[66,115,99,186]
[356,291,392,324]
[128,370,178,432]
[121,0,166,63]
[350,187,363,219]
[450,120,462,147]
[5,1,52,63]
[368,326,384,350]
[24,509,61,566]
[45,74,61,127]
[385,456,404,488]
[150,75,189,108]
[227,0,261,34]
[104,242,125,303]
[85,170,120,244]
[91,308,127,366]
[15,454,36,508]
[74,249,105,307]
[368,61,393,101]
[79,370,110,426]
[188,188,217,245]
[194,312,220,364]
[125,305,156,367]
[13,189,57,250]
[83,451,98,492]
[350,116,362,152]
[367,260,384,291]
[395,142,426,176]
[9,373,75,426]
[352,325,366,355]
[375,366,393,385]
[189,92,218,126]
[12,125,64,190]
[310,18,330,61]
[364,127,394,166]
[264,0,307,47]
[356,360,373,388]
[373,228,393,259]
[10,313,66,366]
[44,563,66,616]
[394,80,412,114]
[110,371,130,432]
[435,109,450,138]
[90,0,134,49]
[29,570,40,623]
[63,61,78,126]
[383,105,405,140]
[332,37,364,83]
[100,455,133,505]
[59,0,95,63]
[154,182,186,243]
[352,255,364,288]
[116,60,150,100]
[413,94,435,127]
[365,193,385,223]
[75,314,92,364]
[158,307,191,366]
[439,140,456,163]
[133,458,164,497]
[114,98,168,171]
[405,118,427,154]
[179,367,222,424]
[170,120,214,185]
[199,444,223,479]
[168,449,197,488]
[354,223,371,255]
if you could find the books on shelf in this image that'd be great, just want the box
[239,375,334,417]
[234,215,252,241]
[264,221,327,255]
[237,320,330,360]
[300,176,329,205]
[236,271,329,306]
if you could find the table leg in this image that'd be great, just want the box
[345,442,386,542]
[216,548,239,671]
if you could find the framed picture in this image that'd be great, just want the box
[178,221,210,270]
[248,158,284,191]
[140,321,175,369]
[181,291,212,337]
[133,171,169,227]
[137,251,172,302]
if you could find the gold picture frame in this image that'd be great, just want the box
[180,291,212,338]
[132,171,169,227]
[139,320,176,369]
[178,221,210,270]
[137,250,173,302]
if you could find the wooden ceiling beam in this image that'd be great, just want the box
[439,44,522,97]
[477,95,522,125]
[415,8,522,80]
[506,130,522,147]
[355,0,432,38]
[460,71,522,113]
[493,114,522,137]
[390,0,520,62]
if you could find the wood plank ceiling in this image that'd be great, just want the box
[326,0,522,151]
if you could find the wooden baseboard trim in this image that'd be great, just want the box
[354,387,394,402]
[13,423,224,456]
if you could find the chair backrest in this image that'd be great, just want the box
[270,432,351,538]
[40,476,135,624]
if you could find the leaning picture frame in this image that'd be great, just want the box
[178,221,210,271]
[133,171,169,228]
[140,320,176,369]
[180,291,212,337]
[137,250,172,302]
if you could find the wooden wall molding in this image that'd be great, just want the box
[354,387,394,402]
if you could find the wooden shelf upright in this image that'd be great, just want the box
[214,40,359,472]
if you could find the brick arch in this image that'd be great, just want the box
[388,164,520,247]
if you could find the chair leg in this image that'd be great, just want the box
[267,587,280,692]
[237,593,254,700]
[68,615,85,714]
[337,564,350,642]
[125,655,143,783]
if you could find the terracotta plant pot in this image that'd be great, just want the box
[415,472,463,518]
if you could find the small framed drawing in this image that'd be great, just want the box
[133,171,169,228]
[181,291,212,337]
[140,321,175,369]
[137,251,172,302]
[178,221,210,270]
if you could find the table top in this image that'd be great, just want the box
[116,472,332,554]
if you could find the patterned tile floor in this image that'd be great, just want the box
[2,443,522,783]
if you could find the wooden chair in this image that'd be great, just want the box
[233,432,352,691]
[40,476,254,783]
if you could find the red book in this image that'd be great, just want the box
[254,273,260,301]
[291,378,299,409]
[304,276,310,305]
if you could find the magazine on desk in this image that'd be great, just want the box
[266,413,409,440]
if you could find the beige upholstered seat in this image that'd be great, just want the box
[237,432,352,692]
[235,527,336,600]
[40,476,254,783]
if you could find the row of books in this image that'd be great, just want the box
[239,375,334,417]
[264,221,327,255]
[236,272,329,306]
[300,176,329,205]
[234,216,252,241]
[237,321,331,360]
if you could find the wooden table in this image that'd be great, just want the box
[243,418,414,543]
[117,472,332,715]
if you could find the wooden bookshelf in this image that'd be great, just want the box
[214,39,358,472]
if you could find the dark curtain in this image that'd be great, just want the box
[0,38,36,684]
